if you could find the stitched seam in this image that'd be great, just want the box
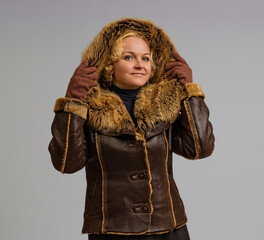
[163,132,177,227]
[95,133,106,233]
[60,113,71,173]
[142,140,153,230]
[183,100,200,159]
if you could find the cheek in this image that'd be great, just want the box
[146,63,152,75]
[114,62,130,75]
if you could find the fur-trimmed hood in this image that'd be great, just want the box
[77,18,204,139]
[81,18,175,86]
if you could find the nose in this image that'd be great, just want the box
[134,59,143,69]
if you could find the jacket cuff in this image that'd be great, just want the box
[185,83,205,99]
[53,98,88,119]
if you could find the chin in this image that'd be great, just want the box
[114,78,149,90]
[130,79,149,88]
[130,82,148,89]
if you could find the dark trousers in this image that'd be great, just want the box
[88,225,190,240]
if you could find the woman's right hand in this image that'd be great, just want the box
[65,59,99,101]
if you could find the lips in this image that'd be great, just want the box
[131,73,145,76]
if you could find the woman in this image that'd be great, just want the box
[49,18,214,240]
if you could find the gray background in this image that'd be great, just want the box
[1,0,263,239]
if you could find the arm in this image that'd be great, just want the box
[48,60,98,173]
[171,90,215,159]
[48,98,88,173]
[166,50,214,159]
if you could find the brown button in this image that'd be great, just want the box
[134,141,142,147]
[142,206,149,212]
[139,172,146,179]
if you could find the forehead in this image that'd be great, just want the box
[122,37,150,53]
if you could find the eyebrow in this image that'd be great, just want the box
[123,51,150,55]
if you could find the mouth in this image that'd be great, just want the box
[131,73,145,76]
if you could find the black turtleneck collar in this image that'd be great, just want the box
[109,85,141,125]
[109,85,141,99]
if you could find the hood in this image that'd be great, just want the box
[81,18,175,87]
[81,18,188,139]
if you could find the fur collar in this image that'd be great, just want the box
[85,80,187,139]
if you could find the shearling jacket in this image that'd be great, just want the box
[48,18,215,236]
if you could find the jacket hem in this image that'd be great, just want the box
[82,222,187,235]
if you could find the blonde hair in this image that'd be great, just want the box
[102,32,156,88]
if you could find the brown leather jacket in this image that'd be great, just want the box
[48,18,215,236]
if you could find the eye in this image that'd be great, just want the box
[123,55,133,60]
[142,56,150,61]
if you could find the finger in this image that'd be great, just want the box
[174,70,186,79]
[167,69,180,80]
[165,62,182,71]
[172,50,187,64]
[178,79,187,85]
[74,76,97,84]
[167,75,175,81]
[81,72,99,80]
[165,62,177,71]
[166,65,184,77]
[82,66,97,75]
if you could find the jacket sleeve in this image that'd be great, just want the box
[171,83,215,159]
[48,98,89,173]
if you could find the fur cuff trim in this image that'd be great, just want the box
[185,83,205,99]
[53,98,88,119]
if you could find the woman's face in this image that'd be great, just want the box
[113,37,151,89]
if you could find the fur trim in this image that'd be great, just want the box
[185,83,205,99]
[81,18,175,86]
[84,80,187,136]
[85,88,135,133]
[53,98,88,119]
[134,80,187,132]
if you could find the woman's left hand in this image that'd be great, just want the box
[165,50,193,85]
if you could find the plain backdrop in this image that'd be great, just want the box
[1,0,263,239]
